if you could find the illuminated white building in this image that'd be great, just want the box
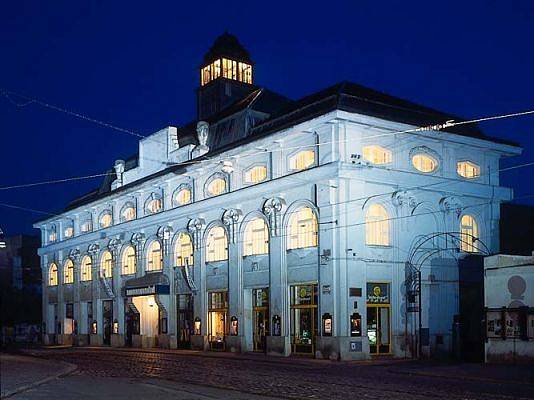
[35,33,521,359]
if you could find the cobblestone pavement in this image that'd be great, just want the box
[24,348,534,399]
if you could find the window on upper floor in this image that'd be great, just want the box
[206,178,227,197]
[121,204,136,222]
[457,161,480,179]
[122,246,136,275]
[289,150,315,172]
[244,165,267,184]
[100,250,113,278]
[64,227,73,239]
[238,62,252,84]
[460,215,479,253]
[412,153,438,173]
[99,211,113,229]
[365,204,390,246]
[80,219,92,233]
[362,145,392,165]
[175,232,194,267]
[206,226,228,262]
[146,241,162,271]
[48,226,57,243]
[243,217,269,256]
[48,263,58,286]
[174,187,192,206]
[80,256,92,282]
[146,197,163,214]
[63,259,74,284]
[288,207,318,250]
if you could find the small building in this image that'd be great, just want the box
[484,253,534,363]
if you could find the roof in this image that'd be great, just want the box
[58,80,520,217]
[202,32,252,65]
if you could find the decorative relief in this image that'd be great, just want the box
[439,196,463,218]
[107,238,122,255]
[263,197,285,236]
[131,232,146,263]
[187,218,205,249]
[392,191,417,209]
[222,208,242,243]
[87,243,100,255]
[68,248,81,262]
[157,226,174,256]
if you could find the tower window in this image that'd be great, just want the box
[238,62,252,84]
[222,58,237,80]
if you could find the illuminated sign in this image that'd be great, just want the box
[124,284,170,297]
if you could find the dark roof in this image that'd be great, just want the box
[59,80,519,216]
[202,32,252,65]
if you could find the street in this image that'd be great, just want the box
[4,348,533,399]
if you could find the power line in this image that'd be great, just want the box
[0,173,114,191]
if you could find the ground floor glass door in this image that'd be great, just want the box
[177,294,193,349]
[290,284,318,355]
[252,288,269,352]
[208,291,228,351]
[125,303,140,347]
[103,300,113,346]
[367,306,390,354]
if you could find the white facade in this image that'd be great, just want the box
[35,100,521,359]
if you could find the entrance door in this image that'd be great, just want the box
[290,284,318,355]
[125,308,139,347]
[367,306,390,354]
[177,294,193,349]
[103,300,113,346]
[208,291,228,351]
[252,288,269,352]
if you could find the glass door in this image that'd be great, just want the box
[208,291,228,351]
[367,305,390,354]
[177,294,193,349]
[103,300,113,345]
[290,285,318,355]
[253,288,269,352]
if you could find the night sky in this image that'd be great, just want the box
[1,0,533,237]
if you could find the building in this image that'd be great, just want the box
[0,234,41,293]
[34,33,522,359]
[484,253,534,363]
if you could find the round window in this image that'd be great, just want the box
[412,154,438,173]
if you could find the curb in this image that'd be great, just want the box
[0,355,78,399]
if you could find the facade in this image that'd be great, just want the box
[0,234,41,293]
[484,253,534,363]
[35,34,522,359]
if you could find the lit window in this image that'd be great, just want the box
[222,58,237,80]
[64,226,74,239]
[99,212,112,228]
[460,215,479,253]
[288,207,318,250]
[122,246,136,275]
[207,178,226,197]
[122,206,136,222]
[81,220,92,233]
[80,256,92,282]
[362,145,392,165]
[244,165,267,184]
[201,65,211,86]
[238,62,252,84]
[175,233,194,267]
[101,250,113,278]
[289,150,315,171]
[412,154,438,173]
[146,241,162,271]
[48,263,58,286]
[48,226,57,243]
[213,59,221,79]
[147,198,163,214]
[63,259,74,284]
[365,204,390,246]
[206,226,228,262]
[174,188,192,206]
[457,161,480,179]
[243,218,269,256]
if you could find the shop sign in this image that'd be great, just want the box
[125,284,170,297]
[366,283,390,304]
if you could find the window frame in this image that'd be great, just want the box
[243,217,269,256]
[145,193,163,215]
[457,160,481,179]
[206,226,228,262]
[80,255,92,282]
[99,210,113,229]
[173,184,193,207]
[288,149,316,172]
[121,245,136,275]
[48,263,58,286]
[175,232,194,267]
[365,204,390,246]
[205,173,228,198]
[287,206,318,250]
[243,164,268,185]
[460,214,479,253]
[63,259,74,284]
[362,145,393,165]
[146,240,163,271]
[100,250,113,278]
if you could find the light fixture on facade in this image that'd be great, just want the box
[221,160,234,174]
[148,296,155,307]
[0,228,6,249]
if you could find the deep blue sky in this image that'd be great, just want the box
[1,0,533,236]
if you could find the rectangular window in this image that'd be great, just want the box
[208,291,228,350]
[238,62,252,84]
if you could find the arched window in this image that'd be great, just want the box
[365,204,390,246]
[174,187,192,206]
[288,207,318,250]
[457,161,480,179]
[175,233,194,267]
[412,153,438,173]
[122,246,136,275]
[146,241,162,271]
[101,250,113,278]
[207,178,226,197]
[362,145,392,165]
[121,204,136,222]
[289,150,315,171]
[63,259,74,284]
[64,221,74,239]
[460,215,479,253]
[243,217,269,256]
[48,263,58,286]
[206,226,228,262]
[99,211,113,228]
[48,225,57,243]
[146,195,163,214]
[244,165,267,184]
[80,256,92,282]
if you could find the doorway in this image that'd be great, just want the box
[367,305,391,354]
[208,291,228,351]
[103,300,113,346]
[125,304,140,347]
[252,288,269,352]
[290,284,318,355]
[177,294,193,349]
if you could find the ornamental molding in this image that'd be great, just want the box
[157,225,174,256]
[68,248,81,262]
[391,191,417,208]
[131,232,146,247]
[222,208,242,244]
[107,238,122,253]
[439,196,463,218]
[187,218,205,248]
[263,197,285,236]
[87,243,100,255]
[409,146,442,171]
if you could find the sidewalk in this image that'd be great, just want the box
[0,353,76,398]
